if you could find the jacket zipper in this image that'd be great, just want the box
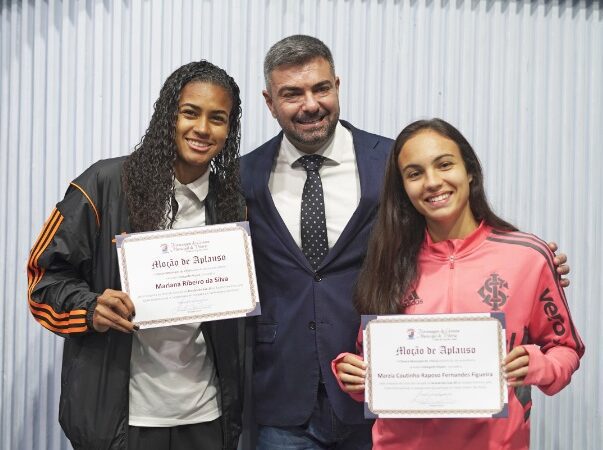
[448,254,455,312]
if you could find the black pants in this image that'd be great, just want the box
[128,417,223,450]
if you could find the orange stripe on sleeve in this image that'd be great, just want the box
[28,211,61,291]
[30,305,87,327]
[29,209,61,261]
[27,209,89,333]
[28,297,87,320]
[28,212,63,297]
[37,319,88,335]
[69,182,101,227]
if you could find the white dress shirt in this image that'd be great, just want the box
[129,169,221,427]
[268,122,360,250]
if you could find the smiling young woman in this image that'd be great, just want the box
[27,61,246,450]
[173,81,233,184]
[398,129,478,243]
[333,118,584,450]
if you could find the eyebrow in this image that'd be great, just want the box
[432,153,456,162]
[277,80,333,95]
[277,86,303,95]
[179,102,200,109]
[313,80,332,89]
[179,103,229,116]
[401,153,456,172]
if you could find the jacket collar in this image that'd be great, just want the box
[422,221,492,260]
[204,173,219,225]
[251,120,387,273]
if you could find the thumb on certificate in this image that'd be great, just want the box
[342,354,367,369]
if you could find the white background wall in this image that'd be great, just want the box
[1,0,601,448]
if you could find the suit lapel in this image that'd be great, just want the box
[252,133,314,271]
[319,122,385,269]
[252,122,387,272]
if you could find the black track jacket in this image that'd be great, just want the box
[27,156,245,449]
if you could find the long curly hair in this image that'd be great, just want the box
[355,118,517,315]
[122,60,243,231]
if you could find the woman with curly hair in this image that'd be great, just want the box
[332,118,584,449]
[27,60,245,450]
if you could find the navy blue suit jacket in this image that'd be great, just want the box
[241,121,393,426]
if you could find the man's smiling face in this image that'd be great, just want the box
[263,57,340,154]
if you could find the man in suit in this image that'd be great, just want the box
[240,34,570,449]
[240,35,383,449]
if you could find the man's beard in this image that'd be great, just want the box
[287,112,339,151]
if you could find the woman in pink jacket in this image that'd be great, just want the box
[333,118,584,450]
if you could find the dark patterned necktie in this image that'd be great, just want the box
[298,154,328,270]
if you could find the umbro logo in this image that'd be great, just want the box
[401,290,423,308]
[478,273,509,311]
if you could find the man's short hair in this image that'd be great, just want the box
[264,35,335,88]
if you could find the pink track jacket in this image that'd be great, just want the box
[332,222,584,450]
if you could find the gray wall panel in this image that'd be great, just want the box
[1,0,601,448]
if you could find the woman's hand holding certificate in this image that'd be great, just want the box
[362,312,508,419]
[116,222,260,328]
[92,289,138,333]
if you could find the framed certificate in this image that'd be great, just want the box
[363,312,508,419]
[116,222,260,328]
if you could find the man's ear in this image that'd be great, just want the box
[263,90,277,119]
